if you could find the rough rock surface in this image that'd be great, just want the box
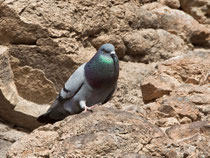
[123,29,188,63]
[141,49,210,127]
[141,49,210,103]
[158,0,180,9]
[180,0,210,24]
[106,61,155,114]
[7,107,167,157]
[0,46,49,130]
[7,107,210,158]
[0,120,27,158]
[0,0,209,157]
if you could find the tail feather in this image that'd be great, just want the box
[37,100,69,124]
[37,112,58,124]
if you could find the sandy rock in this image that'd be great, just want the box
[91,34,126,59]
[157,49,210,85]
[180,0,210,24]
[0,139,12,158]
[0,46,49,130]
[173,84,210,122]
[144,83,210,126]
[141,74,179,103]
[139,3,210,47]
[11,62,57,104]
[9,45,77,92]
[158,0,180,9]
[179,117,192,124]
[0,3,48,45]
[164,121,210,157]
[0,0,209,157]
[7,107,168,157]
[141,49,210,103]
[123,29,188,63]
[155,117,180,127]
[0,2,79,92]
[174,84,210,105]
[166,121,210,141]
[0,120,27,158]
[106,61,155,116]
[3,0,200,63]
[157,96,200,122]
[141,50,209,128]
[0,122,26,143]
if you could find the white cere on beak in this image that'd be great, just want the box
[110,51,116,55]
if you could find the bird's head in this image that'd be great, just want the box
[98,43,116,59]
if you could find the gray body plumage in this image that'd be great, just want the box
[37,43,119,123]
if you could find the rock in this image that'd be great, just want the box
[0,0,209,157]
[180,0,210,24]
[173,84,210,122]
[165,121,210,157]
[123,29,188,63]
[0,3,48,45]
[144,83,209,127]
[141,49,210,103]
[91,34,126,59]
[166,121,210,141]
[0,2,79,92]
[106,61,154,115]
[141,50,209,127]
[157,49,210,85]
[155,117,180,127]
[3,0,201,64]
[122,153,151,158]
[139,3,210,47]
[9,44,77,92]
[180,117,192,124]
[158,0,180,9]
[157,96,200,122]
[0,139,12,158]
[0,120,27,158]
[7,107,168,158]
[11,58,57,104]
[174,84,210,105]
[0,45,49,131]
[140,74,179,103]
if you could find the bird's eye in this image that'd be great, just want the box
[103,49,109,53]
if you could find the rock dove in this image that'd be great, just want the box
[37,43,119,124]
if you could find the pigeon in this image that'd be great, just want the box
[37,43,119,124]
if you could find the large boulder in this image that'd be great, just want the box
[180,0,210,24]
[7,107,210,158]
[6,107,168,157]
[0,46,49,131]
[141,49,210,127]
[0,0,210,157]
[107,61,155,114]
[141,49,210,103]
[123,29,188,63]
[138,3,210,47]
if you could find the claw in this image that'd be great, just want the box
[83,105,98,113]
[84,106,93,112]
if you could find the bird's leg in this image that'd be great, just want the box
[79,101,100,112]
[84,103,101,112]
[84,106,94,112]
[79,100,93,112]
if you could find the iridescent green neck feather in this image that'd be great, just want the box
[99,54,113,64]
[85,47,119,89]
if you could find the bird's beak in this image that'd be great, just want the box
[110,51,116,58]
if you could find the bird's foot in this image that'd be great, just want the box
[84,106,93,112]
[83,105,98,113]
